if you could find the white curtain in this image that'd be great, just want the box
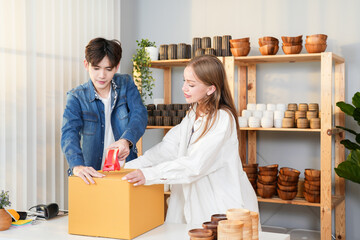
[0,0,120,210]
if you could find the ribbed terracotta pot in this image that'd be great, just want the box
[0,209,12,231]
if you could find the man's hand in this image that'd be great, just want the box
[73,166,105,184]
[107,139,131,161]
[122,169,145,186]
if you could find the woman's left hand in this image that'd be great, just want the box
[123,169,145,186]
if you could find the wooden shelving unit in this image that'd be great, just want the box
[136,53,346,240]
[235,53,346,240]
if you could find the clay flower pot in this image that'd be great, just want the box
[0,209,12,231]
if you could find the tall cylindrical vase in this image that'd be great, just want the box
[0,209,12,231]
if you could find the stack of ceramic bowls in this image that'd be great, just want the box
[229,38,251,57]
[257,164,278,198]
[248,117,261,128]
[258,36,279,55]
[188,228,214,240]
[218,220,244,239]
[274,110,285,128]
[243,163,258,190]
[281,35,303,55]
[304,169,321,203]
[277,167,300,200]
[239,116,248,128]
[226,208,253,240]
[305,34,327,53]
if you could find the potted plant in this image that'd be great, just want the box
[132,39,157,102]
[334,91,360,184]
[0,190,12,231]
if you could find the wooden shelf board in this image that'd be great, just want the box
[150,59,190,68]
[240,127,321,132]
[257,196,320,207]
[147,126,173,129]
[233,52,344,65]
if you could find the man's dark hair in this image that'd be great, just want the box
[85,38,122,68]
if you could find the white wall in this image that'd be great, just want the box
[129,0,360,238]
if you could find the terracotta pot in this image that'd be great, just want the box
[0,209,12,231]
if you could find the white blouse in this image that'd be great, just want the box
[125,109,259,224]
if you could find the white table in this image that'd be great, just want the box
[0,216,290,240]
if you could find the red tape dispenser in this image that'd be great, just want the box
[102,148,120,171]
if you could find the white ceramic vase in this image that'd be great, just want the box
[145,46,158,61]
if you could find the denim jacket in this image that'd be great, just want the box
[61,73,148,175]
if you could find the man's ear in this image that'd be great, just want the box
[84,59,89,70]
[207,85,216,96]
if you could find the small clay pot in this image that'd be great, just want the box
[153,110,161,116]
[155,116,163,126]
[146,104,156,110]
[163,116,172,126]
[172,116,182,126]
[147,116,155,126]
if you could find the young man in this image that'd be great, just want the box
[61,38,147,184]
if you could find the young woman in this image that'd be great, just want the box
[124,55,258,224]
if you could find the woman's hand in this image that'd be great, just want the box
[122,169,145,186]
[107,139,131,161]
[73,166,105,184]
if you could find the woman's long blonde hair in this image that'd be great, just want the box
[187,55,240,144]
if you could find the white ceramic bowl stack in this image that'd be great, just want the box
[256,103,266,111]
[274,110,285,128]
[241,109,252,119]
[276,103,287,112]
[252,110,263,119]
[238,116,248,128]
[267,103,276,111]
[247,103,257,111]
[248,117,261,128]
[261,117,273,128]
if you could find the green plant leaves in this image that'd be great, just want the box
[132,39,156,102]
[336,101,355,116]
[352,92,360,108]
[334,149,360,184]
[340,139,360,150]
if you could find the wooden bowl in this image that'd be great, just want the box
[230,47,251,57]
[282,41,303,46]
[243,163,259,168]
[190,236,214,240]
[259,45,279,55]
[304,179,321,187]
[282,45,302,54]
[258,174,277,183]
[258,179,277,186]
[305,174,320,181]
[305,37,327,45]
[305,169,321,178]
[259,164,278,171]
[243,167,258,174]
[305,44,327,53]
[304,181,320,191]
[306,34,328,40]
[281,35,303,43]
[230,41,250,48]
[278,173,299,182]
[279,167,300,177]
[304,191,320,203]
[259,36,279,42]
[188,228,213,238]
[277,183,297,192]
[258,169,278,176]
[257,184,277,198]
[305,188,320,195]
[277,178,298,186]
[211,214,227,222]
[230,37,250,43]
[246,173,258,179]
[259,40,279,47]
[277,189,297,200]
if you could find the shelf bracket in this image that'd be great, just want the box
[327,128,344,136]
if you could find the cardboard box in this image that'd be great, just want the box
[68,169,164,239]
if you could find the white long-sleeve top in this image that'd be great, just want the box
[125,109,259,224]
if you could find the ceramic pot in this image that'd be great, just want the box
[0,209,12,231]
[145,46,158,61]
